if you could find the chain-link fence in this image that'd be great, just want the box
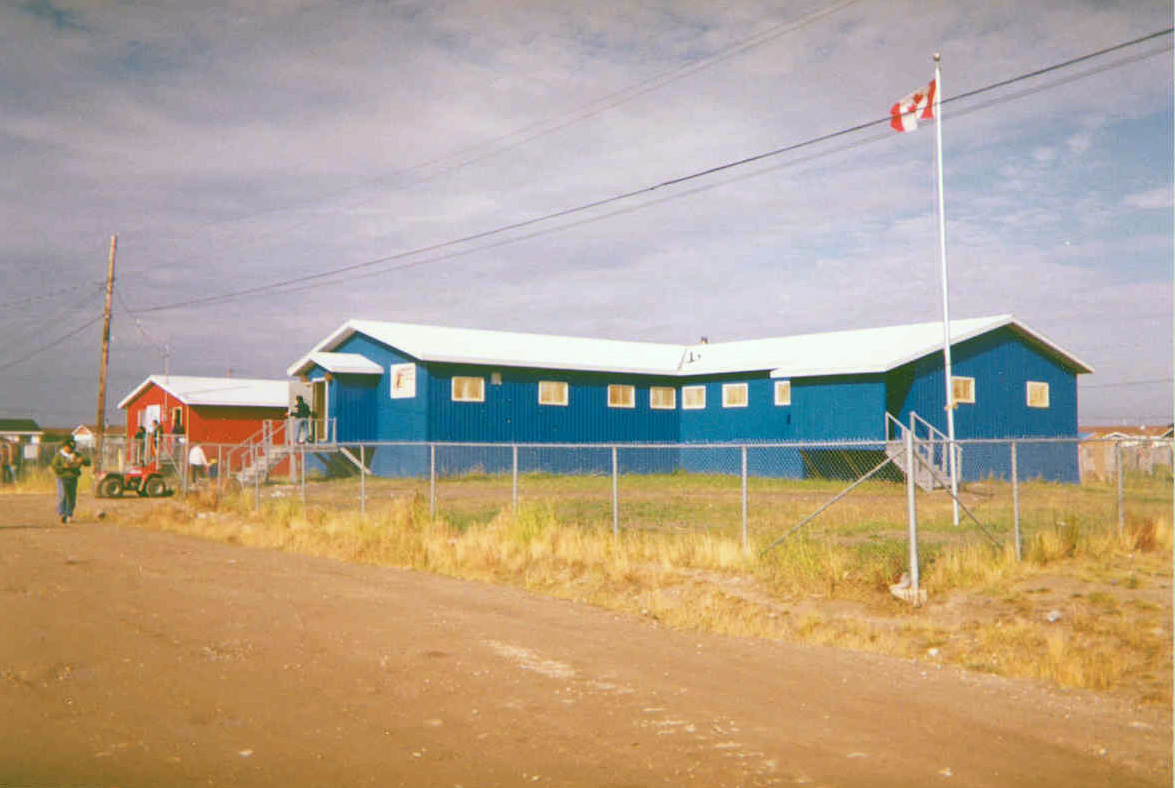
[10,435,1165,562]
[140,436,1164,556]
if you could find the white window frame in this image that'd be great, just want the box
[951,375,975,405]
[773,380,791,406]
[451,376,485,403]
[607,384,635,409]
[1026,381,1050,409]
[649,386,676,410]
[682,385,706,410]
[722,382,749,408]
[538,380,569,406]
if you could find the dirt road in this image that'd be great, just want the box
[0,495,1169,787]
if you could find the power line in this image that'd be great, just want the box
[0,281,103,310]
[0,313,105,372]
[1083,378,1173,390]
[120,0,863,248]
[129,27,1173,316]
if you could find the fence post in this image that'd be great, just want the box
[904,426,920,600]
[1116,440,1125,537]
[300,444,306,508]
[512,444,519,512]
[1011,440,1021,561]
[360,444,366,518]
[253,446,260,512]
[740,445,748,553]
[611,446,619,537]
[429,444,436,520]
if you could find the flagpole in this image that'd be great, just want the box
[933,52,960,527]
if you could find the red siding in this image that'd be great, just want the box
[123,382,286,447]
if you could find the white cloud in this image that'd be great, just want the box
[1123,187,1174,210]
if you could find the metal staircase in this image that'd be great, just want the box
[230,418,337,486]
[231,420,293,486]
[885,412,960,491]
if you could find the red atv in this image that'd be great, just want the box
[95,461,172,498]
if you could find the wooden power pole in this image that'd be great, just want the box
[94,234,117,472]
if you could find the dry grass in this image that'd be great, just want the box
[0,465,96,495]
[115,474,1174,706]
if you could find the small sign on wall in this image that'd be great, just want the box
[390,363,417,399]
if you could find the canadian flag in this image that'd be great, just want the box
[890,79,936,132]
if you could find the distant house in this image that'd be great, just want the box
[117,376,290,460]
[287,314,1093,482]
[0,417,44,465]
[71,424,96,448]
[0,418,43,443]
[1079,425,1174,482]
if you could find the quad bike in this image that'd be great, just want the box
[95,461,173,498]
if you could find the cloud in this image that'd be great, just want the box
[1123,187,1174,210]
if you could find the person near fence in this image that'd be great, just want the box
[51,437,90,524]
[290,395,313,444]
[189,443,208,482]
[150,420,163,460]
[133,425,147,465]
[0,440,11,484]
[169,411,184,453]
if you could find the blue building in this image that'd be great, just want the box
[286,315,1092,481]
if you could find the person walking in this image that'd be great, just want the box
[51,437,90,524]
[188,443,208,483]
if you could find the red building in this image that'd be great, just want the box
[118,375,290,471]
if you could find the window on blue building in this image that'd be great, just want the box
[722,382,748,408]
[650,386,676,410]
[682,385,706,410]
[539,380,568,406]
[607,384,635,408]
[452,376,485,402]
[1027,381,1050,409]
[951,376,975,405]
[773,380,791,406]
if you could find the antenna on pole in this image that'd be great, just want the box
[94,234,117,474]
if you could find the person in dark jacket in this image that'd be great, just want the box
[133,425,147,465]
[290,395,313,443]
[51,437,90,524]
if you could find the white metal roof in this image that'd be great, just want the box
[117,375,290,410]
[286,315,1092,379]
[306,352,384,375]
[288,320,686,377]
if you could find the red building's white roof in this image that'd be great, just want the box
[117,376,288,410]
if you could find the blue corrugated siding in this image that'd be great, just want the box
[331,334,429,442]
[302,325,1082,482]
[890,327,1080,481]
[679,373,885,443]
[676,373,885,476]
[427,364,680,445]
[331,374,378,443]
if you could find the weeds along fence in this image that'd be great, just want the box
[11,436,1166,556]
[107,435,1169,555]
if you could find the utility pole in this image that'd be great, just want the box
[94,234,117,473]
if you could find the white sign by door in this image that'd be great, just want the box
[390,363,416,399]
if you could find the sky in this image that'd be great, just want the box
[1,0,1172,429]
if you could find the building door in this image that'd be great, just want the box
[312,379,329,442]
